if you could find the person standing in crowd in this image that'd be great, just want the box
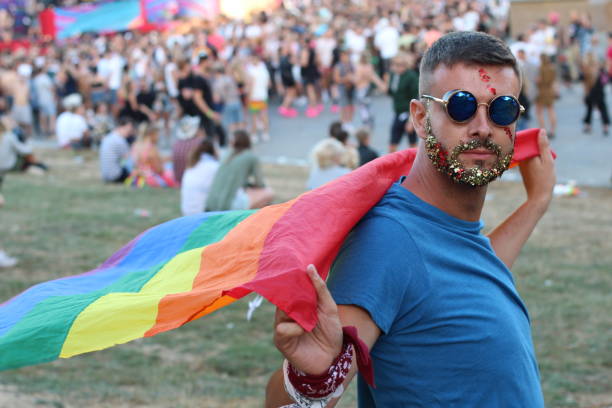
[245,53,271,142]
[355,127,379,166]
[581,52,610,136]
[266,31,555,408]
[119,78,157,124]
[178,54,221,144]
[374,17,399,77]
[212,63,244,134]
[180,139,219,216]
[278,40,299,118]
[32,65,56,138]
[334,49,355,129]
[99,117,133,183]
[205,130,273,211]
[535,53,558,139]
[11,63,33,138]
[300,36,322,118]
[315,29,337,112]
[354,53,386,130]
[387,52,419,152]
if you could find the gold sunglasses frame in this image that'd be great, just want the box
[421,89,526,126]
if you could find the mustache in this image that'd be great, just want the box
[452,139,502,157]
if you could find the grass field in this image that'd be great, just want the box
[0,148,610,408]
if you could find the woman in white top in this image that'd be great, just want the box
[181,139,220,216]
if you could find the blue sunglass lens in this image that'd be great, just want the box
[447,91,477,122]
[490,96,520,126]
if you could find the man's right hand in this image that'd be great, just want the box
[273,265,343,375]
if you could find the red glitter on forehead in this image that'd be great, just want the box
[478,68,496,95]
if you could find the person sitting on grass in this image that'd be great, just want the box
[127,125,177,188]
[306,138,351,190]
[355,127,379,166]
[205,130,273,211]
[0,115,47,189]
[56,94,90,150]
[99,117,134,184]
[181,139,219,216]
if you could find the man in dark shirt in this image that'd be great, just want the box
[177,55,220,141]
[387,52,419,152]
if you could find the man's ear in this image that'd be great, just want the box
[410,99,428,141]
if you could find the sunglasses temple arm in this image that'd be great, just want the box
[421,95,446,105]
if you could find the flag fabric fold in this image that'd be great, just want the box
[0,128,549,370]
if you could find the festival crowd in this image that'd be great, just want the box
[0,0,611,267]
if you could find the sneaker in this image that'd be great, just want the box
[287,108,298,118]
[0,250,17,268]
[278,106,289,116]
[330,105,340,114]
[305,106,320,118]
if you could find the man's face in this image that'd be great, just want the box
[421,63,520,187]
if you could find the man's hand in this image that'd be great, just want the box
[518,129,556,213]
[273,265,343,376]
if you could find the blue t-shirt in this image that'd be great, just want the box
[328,181,544,407]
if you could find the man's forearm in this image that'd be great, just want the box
[265,368,293,407]
[487,198,550,269]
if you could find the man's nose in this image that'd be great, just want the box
[468,103,493,140]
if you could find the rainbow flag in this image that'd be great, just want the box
[0,129,550,370]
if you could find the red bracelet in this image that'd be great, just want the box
[287,326,375,399]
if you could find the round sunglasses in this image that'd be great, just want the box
[421,89,525,127]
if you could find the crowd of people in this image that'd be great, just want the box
[0,0,611,268]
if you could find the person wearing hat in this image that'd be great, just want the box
[55,94,89,150]
[171,115,205,183]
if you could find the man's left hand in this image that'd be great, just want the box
[518,128,556,213]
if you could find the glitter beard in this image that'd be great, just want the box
[424,114,513,187]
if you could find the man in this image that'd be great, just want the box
[99,117,133,183]
[387,52,419,152]
[266,32,555,407]
[177,54,221,144]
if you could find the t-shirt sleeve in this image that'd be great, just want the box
[328,214,416,334]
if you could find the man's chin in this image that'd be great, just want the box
[451,165,503,187]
